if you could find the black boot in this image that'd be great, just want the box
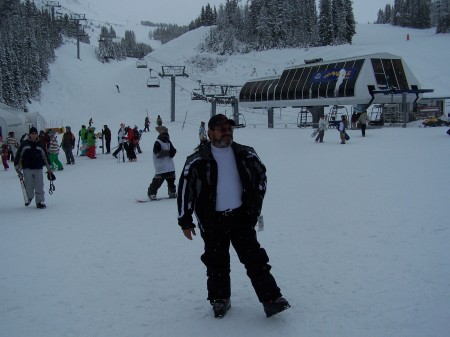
[211,299,231,318]
[263,297,290,317]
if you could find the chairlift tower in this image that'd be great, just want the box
[201,84,242,125]
[69,13,86,60]
[45,1,61,21]
[159,66,188,122]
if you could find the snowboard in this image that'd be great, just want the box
[135,196,175,203]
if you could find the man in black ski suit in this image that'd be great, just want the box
[177,114,290,318]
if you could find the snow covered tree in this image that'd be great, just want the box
[318,0,334,45]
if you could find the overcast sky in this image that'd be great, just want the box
[84,0,394,26]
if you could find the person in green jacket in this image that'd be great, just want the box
[86,127,97,159]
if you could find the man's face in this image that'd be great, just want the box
[29,132,38,141]
[208,123,234,148]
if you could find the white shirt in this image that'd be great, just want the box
[211,145,243,211]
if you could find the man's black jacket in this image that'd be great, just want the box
[177,141,266,230]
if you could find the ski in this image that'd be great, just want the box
[18,172,31,206]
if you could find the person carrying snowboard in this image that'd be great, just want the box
[315,115,328,143]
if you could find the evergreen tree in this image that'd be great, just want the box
[344,0,356,44]
[318,0,334,46]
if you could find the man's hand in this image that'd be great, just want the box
[182,228,196,240]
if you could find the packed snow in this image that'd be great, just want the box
[1,20,449,337]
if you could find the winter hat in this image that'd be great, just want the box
[155,126,168,134]
[208,114,235,130]
[29,127,38,134]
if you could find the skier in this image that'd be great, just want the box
[147,126,177,200]
[112,123,126,159]
[144,116,150,132]
[14,127,53,209]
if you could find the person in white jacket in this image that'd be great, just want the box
[315,115,328,143]
[147,126,177,200]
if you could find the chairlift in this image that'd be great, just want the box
[191,88,205,101]
[297,107,313,128]
[147,69,160,88]
[234,113,246,128]
[191,80,205,100]
[328,105,349,128]
[136,59,148,68]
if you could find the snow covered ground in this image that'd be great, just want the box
[1,19,450,337]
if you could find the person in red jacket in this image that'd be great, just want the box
[125,126,137,161]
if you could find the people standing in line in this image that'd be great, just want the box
[112,123,126,158]
[48,131,64,171]
[102,125,111,154]
[338,115,348,144]
[144,116,150,132]
[61,126,75,164]
[198,121,208,149]
[315,115,328,143]
[14,127,53,209]
[177,114,290,318]
[1,143,9,170]
[86,127,97,159]
[147,126,177,200]
[357,110,368,137]
[79,125,88,156]
[156,115,163,127]
[7,131,19,161]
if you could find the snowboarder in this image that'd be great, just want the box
[147,126,176,200]
[338,115,348,144]
[315,115,328,143]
